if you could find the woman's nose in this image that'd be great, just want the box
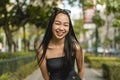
[59,25,64,30]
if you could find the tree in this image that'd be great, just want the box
[9,0,29,51]
[112,15,120,45]
[26,0,58,50]
[0,0,59,52]
[100,0,120,48]
[0,0,15,52]
[74,19,84,38]
[92,10,105,56]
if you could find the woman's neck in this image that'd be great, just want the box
[49,38,65,48]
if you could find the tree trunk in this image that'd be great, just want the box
[23,25,27,51]
[3,3,14,52]
[102,14,113,56]
[3,25,14,52]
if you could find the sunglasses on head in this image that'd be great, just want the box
[53,7,71,15]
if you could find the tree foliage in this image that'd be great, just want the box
[92,11,105,27]
[112,19,120,28]
[0,0,58,52]
[73,19,84,38]
[95,0,120,46]
[115,34,120,44]
[27,4,55,28]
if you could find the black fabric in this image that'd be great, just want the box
[47,56,81,80]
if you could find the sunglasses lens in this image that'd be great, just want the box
[53,8,71,15]
[63,9,71,14]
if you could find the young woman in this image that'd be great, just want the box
[36,7,84,80]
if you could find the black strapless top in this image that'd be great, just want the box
[47,56,78,80]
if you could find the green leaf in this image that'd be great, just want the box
[112,19,120,28]
[92,11,105,27]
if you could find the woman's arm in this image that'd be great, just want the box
[39,57,50,80]
[75,44,84,79]
[37,48,50,80]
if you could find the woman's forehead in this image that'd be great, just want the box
[54,13,69,22]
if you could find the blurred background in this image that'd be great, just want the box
[0,0,120,80]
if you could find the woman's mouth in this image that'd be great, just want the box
[57,32,64,36]
[56,30,65,37]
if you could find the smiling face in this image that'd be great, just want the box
[52,13,70,40]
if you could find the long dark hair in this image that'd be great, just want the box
[36,8,80,68]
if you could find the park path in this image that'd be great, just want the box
[24,63,105,80]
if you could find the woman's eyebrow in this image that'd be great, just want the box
[54,20,60,22]
[54,20,69,24]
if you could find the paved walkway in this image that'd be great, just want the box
[24,63,105,80]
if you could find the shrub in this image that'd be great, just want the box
[0,51,35,60]
[102,62,120,80]
[0,55,35,75]
[84,53,95,62]
[0,61,38,80]
[87,56,119,68]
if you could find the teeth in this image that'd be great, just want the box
[56,29,59,32]
[63,31,65,33]
[58,33,63,35]
[57,32,62,34]
[56,29,65,33]
[56,29,66,36]
[57,32,63,35]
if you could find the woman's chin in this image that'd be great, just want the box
[55,36,65,40]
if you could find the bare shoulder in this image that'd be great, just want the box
[74,42,84,59]
[74,42,82,51]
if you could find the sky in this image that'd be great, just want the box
[61,0,82,20]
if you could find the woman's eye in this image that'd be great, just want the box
[55,23,60,25]
[64,24,69,26]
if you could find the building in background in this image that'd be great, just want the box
[83,0,96,49]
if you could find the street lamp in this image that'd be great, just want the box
[94,1,99,56]
[95,20,99,56]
